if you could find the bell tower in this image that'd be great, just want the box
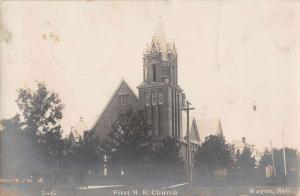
[138,24,185,140]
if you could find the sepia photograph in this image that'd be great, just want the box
[1,1,300,195]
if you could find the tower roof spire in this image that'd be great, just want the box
[154,16,167,48]
[145,16,176,60]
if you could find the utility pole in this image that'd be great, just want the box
[182,100,194,184]
[282,130,287,176]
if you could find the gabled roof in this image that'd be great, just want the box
[74,117,88,136]
[196,118,223,139]
[232,137,255,150]
[182,117,224,143]
[90,79,138,132]
[68,129,77,143]
[190,118,200,143]
[68,117,88,143]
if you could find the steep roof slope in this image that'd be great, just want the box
[183,117,223,144]
[91,80,139,139]
[68,117,88,143]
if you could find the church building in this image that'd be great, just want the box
[86,25,224,158]
[137,29,185,141]
[90,26,188,144]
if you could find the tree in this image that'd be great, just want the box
[150,137,185,182]
[235,147,256,170]
[193,134,234,178]
[61,134,102,183]
[232,147,257,184]
[15,82,65,180]
[16,82,64,137]
[102,107,152,178]
[80,134,102,173]
[259,148,300,178]
[0,115,31,178]
[102,107,188,183]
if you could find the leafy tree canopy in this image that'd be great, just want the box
[193,134,234,176]
[102,108,185,182]
[61,134,102,182]
[259,147,299,177]
[150,137,185,181]
[102,108,152,175]
[4,82,66,179]
[16,82,64,137]
[235,147,256,170]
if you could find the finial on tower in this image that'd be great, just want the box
[172,39,177,53]
[144,17,177,58]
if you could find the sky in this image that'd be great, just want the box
[1,0,300,150]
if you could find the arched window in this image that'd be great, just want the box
[145,91,150,106]
[158,91,163,105]
[152,64,157,82]
[152,91,156,105]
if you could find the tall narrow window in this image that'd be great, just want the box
[171,91,174,136]
[126,95,129,104]
[143,66,145,81]
[118,95,122,104]
[119,94,128,105]
[158,91,163,105]
[144,65,147,81]
[152,91,156,105]
[121,95,125,105]
[174,92,177,137]
[152,64,157,82]
[145,91,150,106]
